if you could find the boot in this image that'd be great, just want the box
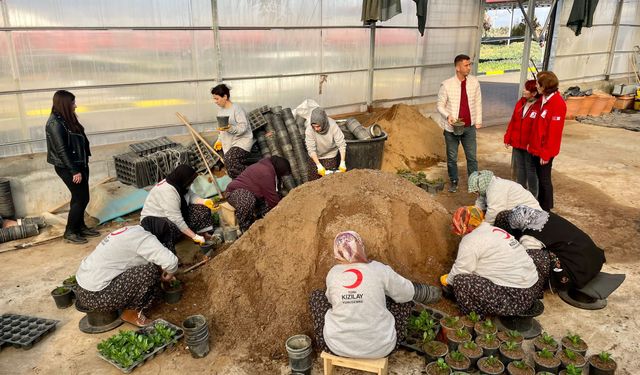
[64,232,88,244]
[79,227,100,237]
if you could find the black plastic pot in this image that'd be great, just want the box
[588,354,617,375]
[424,340,449,363]
[533,355,561,374]
[51,287,73,309]
[476,356,504,375]
[163,285,183,304]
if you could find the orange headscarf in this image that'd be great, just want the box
[452,206,485,235]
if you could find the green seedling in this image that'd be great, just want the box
[598,351,613,362]
[53,286,69,295]
[566,332,584,346]
[467,311,481,323]
[540,332,557,345]
[422,329,436,343]
[449,350,465,362]
[63,275,76,284]
[97,323,176,368]
[537,348,555,359]
[455,328,469,339]
[506,329,522,339]
[168,279,182,289]
[409,310,435,333]
[436,357,449,370]
[482,319,494,329]
[565,364,582,375]
[503,340,519,351]
[484,355,500,366]
[511,360,528,369]
[564,348,577,361]
[483,333,497,344]
[444,316,460,327]
[463,341,478,350]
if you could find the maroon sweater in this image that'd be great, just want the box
[226,158,281,208]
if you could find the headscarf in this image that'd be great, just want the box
[467,170,494,195]
[165,164,198,219]
[452,206,485,235]
[333,231,369,264]
[507,205,549,231]
[270,156,291,178]
[310,107,330,135]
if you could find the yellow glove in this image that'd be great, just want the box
[214,140,222,151]
[316,164,326,177]
[440,274,449,287]
[192,234,205,245]
[339,161,347,173]
[203,199,219,211]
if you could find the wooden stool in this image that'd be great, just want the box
[320,351,388,375]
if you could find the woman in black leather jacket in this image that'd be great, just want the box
[45,90,99,244]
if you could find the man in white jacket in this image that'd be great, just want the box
[437,54,482,193]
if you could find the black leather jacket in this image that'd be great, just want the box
[45,112,91,174]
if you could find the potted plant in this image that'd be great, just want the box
[62,274,77,288]
[440,316,464,339]
[425,178,445,194]
[426,357,452,375]
[561,332,588,356]
[533,332,559,352]
[445,350,471,372]
[452,118,466,135]
[446,328,471,352]
[559,364,584,375]
[477,355,504,375]
[557,348,587,370]
[533,348,561,374]
[474,318,497,336]
[475,333,500,357]
[458,340,482,369]
[506,360,535,375]
[424,340,449,363]
[162,279,183,304]
[51,286,73,309]
[461,311,481,335]
[497,329,524,345]
[587,351,617,375]
[499,340,525,365]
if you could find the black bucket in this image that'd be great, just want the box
[0,178,16,218]
[345,132,388,170]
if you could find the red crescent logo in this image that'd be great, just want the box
[111,227,129,236]
[492,228,511,239]
[343,268,363,289]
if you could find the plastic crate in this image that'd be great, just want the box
[0,313,58,350]
[129,137,178,156]
[248,108,268,131]
[399,304,447,355]
[113,146,193,188]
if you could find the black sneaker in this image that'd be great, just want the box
[79,227,100,237]
[64,233,88,244]
[448,180,458,193]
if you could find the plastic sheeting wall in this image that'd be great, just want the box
[551,0,640,82]
[0,0,481,157]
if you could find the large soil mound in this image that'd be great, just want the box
[201,169,457,357]
[359,104,446,172]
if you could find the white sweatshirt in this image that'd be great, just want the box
[447,223,538,289]
[140,180,198,232]
[323,261,414,359]
[76,225,178,292]
[475,176,542,224]
[305,120,347,160]
[217,103,255,153]
[436,74,482,131]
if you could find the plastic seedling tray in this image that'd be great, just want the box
[399,304,447,354]
[0,314,58,350]
[97,319,184,374]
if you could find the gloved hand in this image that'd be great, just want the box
[316,164,326,177]
[440,274,449,287]
[214,140,222,151]
[202,199,218,211]
[339,160,347,173]
[192,234,206,245]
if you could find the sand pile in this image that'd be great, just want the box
[359,104,445,172]
[200,169,457,357]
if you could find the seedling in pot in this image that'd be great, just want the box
[562,331,588,354]
[467,311,481,323]
[497,329,523,344]
[477,354,504,374]
[507,359,535,375]
[63,275,77,286]
[423,328,437,343]
[564,364,583,375]
[445,350,471,371]
[475,318,497,336]
[588,351,617,373]
[168,279,182,289]
[538,348,554,359]
[436,357,449,370]
[426,357,451,375]
[534,331,558,351]
[52,286,70,295]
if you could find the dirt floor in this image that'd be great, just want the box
[1,117,639,374]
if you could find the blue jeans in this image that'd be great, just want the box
[444,127,478,183]
[512,148,538,198]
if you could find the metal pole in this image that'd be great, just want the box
[367,23,376,110]
[519,0,535,94]
[508,4,514,45]
[605,0,624,80]
[542,0,559,70]
[473,0,485,76]
[516,0,539,41]
[210,0,223,83]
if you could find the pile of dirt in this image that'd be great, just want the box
[359,104,446,172]
[199,169,457,357]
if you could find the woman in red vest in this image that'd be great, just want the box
[528,71,567,211]
[504,79,541,197]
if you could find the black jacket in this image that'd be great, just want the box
[45,112,90,174]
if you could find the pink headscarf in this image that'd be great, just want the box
[333,231,369,264]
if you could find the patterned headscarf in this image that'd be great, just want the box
[310,107,330,135]
[333,231,369,264]
[467,170,494,195]
[452,206,485,235]
[507,205,549,231]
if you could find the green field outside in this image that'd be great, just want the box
[478,42,543,73]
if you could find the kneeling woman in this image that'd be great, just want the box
[140,165,215,251]
[305,107,347,179]
[309,231,440,358]
[441,206,547,316]
[494,205,605,291]
[225,156,291,233]
[75,223,178,327]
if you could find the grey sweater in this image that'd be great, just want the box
[76,225,178,292]
[217,103,255,153]
[305,120,346,160]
